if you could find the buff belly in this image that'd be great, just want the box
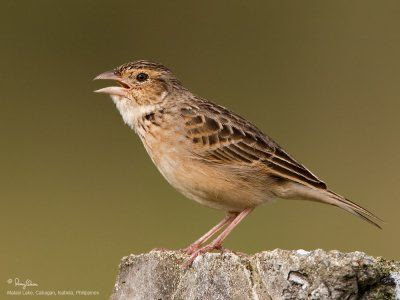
[138,125,275,211]
[148,144,274,211]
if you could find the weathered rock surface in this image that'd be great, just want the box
[111,249,400,300]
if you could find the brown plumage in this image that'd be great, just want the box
[94,60,382,266]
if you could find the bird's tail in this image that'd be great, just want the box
[322,189,382,229]
[278,183,383,229]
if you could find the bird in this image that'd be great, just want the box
[94,60,381,266]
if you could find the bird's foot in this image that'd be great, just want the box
[182,243,223,268]
[182,244,226,256]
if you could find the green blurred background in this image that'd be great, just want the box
[1,0,399,297]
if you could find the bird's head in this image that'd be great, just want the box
[94,60,180,106]
[94,60,181,128]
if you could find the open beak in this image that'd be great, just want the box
[93,70,130,97]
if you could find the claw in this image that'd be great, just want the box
[182,243,222,268]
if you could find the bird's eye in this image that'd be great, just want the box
[136,72,149,82]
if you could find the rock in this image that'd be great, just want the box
[110,249,400,300]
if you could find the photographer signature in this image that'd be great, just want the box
[7,278,38,289]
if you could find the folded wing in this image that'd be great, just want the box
[180,101,327,190]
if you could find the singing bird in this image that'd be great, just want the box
[94,60,381,266]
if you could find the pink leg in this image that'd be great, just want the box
[183,207,254,268]
[183,214,237,255]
